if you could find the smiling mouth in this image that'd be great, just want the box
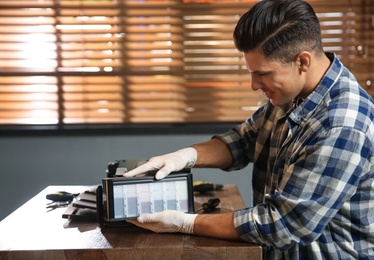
[264,91,272,98]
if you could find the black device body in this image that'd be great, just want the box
[96,160,194,227]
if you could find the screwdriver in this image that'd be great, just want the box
[195,198,220,213]
[46,191,79,202]
[193,181,223,193]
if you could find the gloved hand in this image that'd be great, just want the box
[127,210,198,234]
[123,147,197,180]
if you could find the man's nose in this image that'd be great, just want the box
[251,75,262,91]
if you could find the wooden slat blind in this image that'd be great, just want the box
[0,0,372,126]
[313,0,374,98]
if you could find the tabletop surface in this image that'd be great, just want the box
[0,184,262,259]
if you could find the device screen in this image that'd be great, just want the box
[112,177,189,219]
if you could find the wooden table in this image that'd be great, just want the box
[0,185,262,259]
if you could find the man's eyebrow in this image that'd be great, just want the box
[248,69,270,75]
[245,63,270,74]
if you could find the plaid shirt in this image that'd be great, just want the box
[215,53,374,259]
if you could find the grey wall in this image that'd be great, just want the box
[0,134,253,221]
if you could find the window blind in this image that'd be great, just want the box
[313,0,374,97]
[0,0,372,127]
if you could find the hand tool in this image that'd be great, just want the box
[46,191,79,202]
[195,197,220,213]
[193,181,223,193]
[46,201,71,211]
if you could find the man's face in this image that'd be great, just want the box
[244,50,305,106]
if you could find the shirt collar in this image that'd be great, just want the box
[288,52,342,125]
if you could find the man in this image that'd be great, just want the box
[124,0,374,258]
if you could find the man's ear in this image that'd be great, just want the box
[297,51,312,72]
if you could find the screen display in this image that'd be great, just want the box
[112,178,189,219]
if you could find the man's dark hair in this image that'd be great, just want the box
[233,0,324,63]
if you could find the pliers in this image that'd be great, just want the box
[46,191,79,211]
[46,201,71,211]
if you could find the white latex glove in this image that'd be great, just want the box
[123,147,197,180]
[127,210,197,234]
